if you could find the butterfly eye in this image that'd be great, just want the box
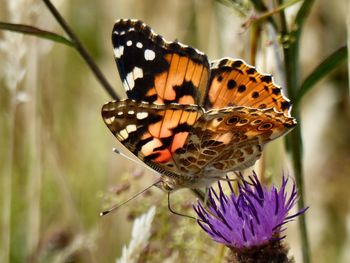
[161,182,174,192]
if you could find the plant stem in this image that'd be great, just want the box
[25,41,42,258]
[0,94,16,263]
[278,1,315,263]
[41,0,119,100]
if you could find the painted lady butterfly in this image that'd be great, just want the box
[102,19,296,192]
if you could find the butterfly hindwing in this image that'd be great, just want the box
[112,19,210,105]
[195,106,294,174]
[205,58,291,115]
[172,106,295,177]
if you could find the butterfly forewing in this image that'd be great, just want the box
[102,99,204,176]
[112,19,210,105]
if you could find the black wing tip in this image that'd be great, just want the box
[111,18,209,64]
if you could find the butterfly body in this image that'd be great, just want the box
[102,19,296,191]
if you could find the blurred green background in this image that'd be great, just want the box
[0,0,348,262]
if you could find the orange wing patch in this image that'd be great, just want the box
[152,53,209,105]
[206,59,291,115]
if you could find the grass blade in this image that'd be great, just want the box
[295,45,348,107]
[0,22,73,46]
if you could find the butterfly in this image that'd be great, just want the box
[102,19,296,192]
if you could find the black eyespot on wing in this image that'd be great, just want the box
[232,60,243,68]
[227,79,236,89]
[252,91,259,98]
[272,88,281,95]
[260,75,272,83]
[227,116,240,124]
[281,101,291,111]
[237,85,246,93]
[246,68,256,74]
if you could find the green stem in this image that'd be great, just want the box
[41,0,119,100]
[289,113,310,262]
[279,1,315,263]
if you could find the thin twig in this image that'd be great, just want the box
[41,0,119,100]
[249,0,302,27]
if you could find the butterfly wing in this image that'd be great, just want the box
[101,99,203,177]
[172,106,296,178]
[105,20,297,190]
[112,19,210,105]
[205,58,292,115]
[197,106,295,175]
[102,100,296,188]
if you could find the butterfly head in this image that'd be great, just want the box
[154,174,215,192]
[155,176,181,192]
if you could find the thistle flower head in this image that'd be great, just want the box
[194,172,307,249]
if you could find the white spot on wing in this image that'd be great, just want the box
[119,129,129,139]
[136,112,148,120]
[136,42,143,48]
[144,49,155,61]
[113,46,124,58]
[105,116,115,124]
[117,111,123,116]
[126,124,137,133]
[132,67,143,80]
[127,40,132,46]
[123,79,130,91]
[128,110,135,115]
[126,73,135,90]
[124,67,143,90]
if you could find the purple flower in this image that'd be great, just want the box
[193,172,307,249]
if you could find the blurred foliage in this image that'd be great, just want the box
[0,0,349,263]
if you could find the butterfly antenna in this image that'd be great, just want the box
[100,180,160,216]
[112,148,159,175]
[167,192,202,222]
